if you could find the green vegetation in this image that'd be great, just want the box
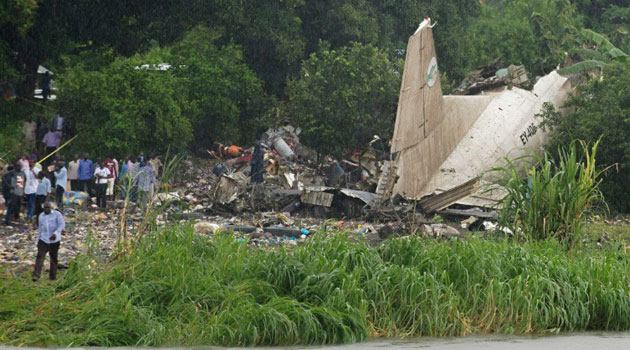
[492,140,605,245]
[584,220,630,243]
[466,0,581,77]
[539,62,630,213]
[56,26,264,155]
[0,99,38,158]
[558,29,628,76]
[285,43,400,157]
[2,0,628,162]
[3,227,630,346]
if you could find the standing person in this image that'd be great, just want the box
[35,171,52,218]
[32,202,64,281]
[35,114,48,154]
[112,155,119,183]
[18,154,29,172]
[103,156,117,201]
[135,161,157,210]
[119,156,129,180]
[119,157,129,200]
[147,154,162,198]
[23,117,37,153]
[53,161,67,209]
[148,154,162,178]
[4,161,25,225]
[250,141,264,184]
[2,165,14,218]
[50,113,64,134]
[127,156,139,202]
[78,153,93,194]
[250,141,265,201]
[128,156,138,175]
[24,161,38,220]
[67,155,80,191]
[93,162,110,209]
[42,129,61,161]
[41,72,51,102]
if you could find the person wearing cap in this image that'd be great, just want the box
[32,202,64,281]
[103,155,118,201]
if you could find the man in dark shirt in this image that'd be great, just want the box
[4,161,25,226]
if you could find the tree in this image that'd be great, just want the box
[558,29,628,76]
[466,0,582,77]
[370,0,481,85]
[573,0,628,51]
[55,26,265,156]
[284,42,400,157]
[56,51,192,157]
[542,62,630,212]
[170,26,265,148]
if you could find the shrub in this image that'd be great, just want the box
[540,62,630,213]
[491,140,606,245]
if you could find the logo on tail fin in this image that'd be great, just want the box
[427,57,438,88]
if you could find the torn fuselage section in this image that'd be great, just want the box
[390,18,573,207]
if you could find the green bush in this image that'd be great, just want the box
[0,99,41,160]
[466,0,582,76]
[55,26,265,157]
[491,140,605,245]
[284,42,400,157]
[542,62,630,213]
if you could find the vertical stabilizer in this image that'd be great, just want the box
[391,19,443,153]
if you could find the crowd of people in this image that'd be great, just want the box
[1,150,162,281]
[2,152,163,227]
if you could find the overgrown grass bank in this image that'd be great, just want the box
[2,226,630,346]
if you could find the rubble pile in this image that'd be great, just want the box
[172,125,397,221]
[0,122,502,270]
[454,59,531,95]
[0,208,124,266]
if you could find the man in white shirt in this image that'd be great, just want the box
[35,172,52,218]
[93,162,111,209]
[32,202,65,281]
[23,117,37,152]
[54,161,67,209]
[24,161,39,220]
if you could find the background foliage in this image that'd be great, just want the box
[1,0,630,208]
[284,43,400,157]
[542,62,630,213]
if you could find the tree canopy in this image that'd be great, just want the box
[1,1,629,213]
[285,43,400,157]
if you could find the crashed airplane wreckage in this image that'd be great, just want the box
[389,18,573,211]
[165,18,573,224]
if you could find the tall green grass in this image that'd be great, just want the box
[2,227,630,346]
[491,140,606,245]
